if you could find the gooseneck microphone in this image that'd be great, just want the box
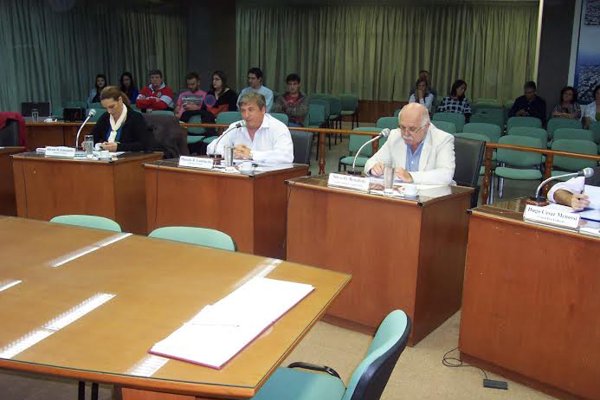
[533,167,595,201]
[209,120,246,157]
[349,128,391,175]
[75,109,97,149]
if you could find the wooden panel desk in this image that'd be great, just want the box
[0,147,24,215]
[459,200,600,400]
[25,122,94,150]
[12,152,162,234]
[144,160,309,259]
[286,175,473,345]
[0,217,350,399]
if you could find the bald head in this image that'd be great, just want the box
[398,103,430,149]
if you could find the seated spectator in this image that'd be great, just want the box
[582,85,600,129]
[87,74,107,105]
[409,70,437,100]
[508,81,547,125]
[408,78,435,113]
[551,86,581,120]
[272,73,308,126]
[237,67,274,112]
[175,72,207,122]
[136,69,175,112]
[119,72,139,105]
[202,70,238,121]
[437,79,472,121]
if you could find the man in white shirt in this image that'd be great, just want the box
[237,67,274,112]
[364,103,455,185]
[207,92,294,164]
[548,166,600,210]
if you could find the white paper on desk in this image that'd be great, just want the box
[584,185,600,209]
[149,277,314,369]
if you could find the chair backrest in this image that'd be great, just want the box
[462,122,502,142]
[50,215,122,232]
[453,137,486,208]
[143,113,189,158]
[506,116,542,131]
[432,112,465,132]
[309,98,331,119]
[393,108,401,117]
[290,130,313,165]
[469,108,504,130]
[431,120,456,134]
[376,117,398,130]
[350,127,382,155]
[590,121,600,144]
[0,119,20,146]
[307,103,326,127]
[551,139,598,172]
[87,108,106,122]
[553,128,595,143]
[149,226,236,251]
[339,94,358,112]
[269,112,289,125]
[149,110,175,116]
[326,95,342,116]
[497,135,543,167]
[186,115,206,135]
[215,111,242,125]
[454,132,489,142]
[507,126,549,148]
[342,310,411,400]
[546,117,581,137]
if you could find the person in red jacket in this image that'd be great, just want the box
[135,69,175,112]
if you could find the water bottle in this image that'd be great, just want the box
[84,134,94,157]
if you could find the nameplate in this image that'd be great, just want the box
[523,205,580,230]
[178,156,214,170]
[327,173,370,192]
[45,146,76,158]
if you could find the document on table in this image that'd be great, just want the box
[149,277,314,369]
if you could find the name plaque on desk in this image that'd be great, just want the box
[45,146,76,158]
[327,173,370,192]
[523,205,580,230]
[178,156,214,170]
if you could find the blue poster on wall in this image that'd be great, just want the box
[575,0,600,103]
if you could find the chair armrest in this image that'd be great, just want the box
[287,362,341,379]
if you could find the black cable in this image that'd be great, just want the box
[441,347,489,380]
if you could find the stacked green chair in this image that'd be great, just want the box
[338,127,381,172]
[494,135,544,199]
[506,116,542,131]
[550,139,598,178]
[339,93,359,128]
[326,95,342,130]
[269,112,289,125]
[250,310,411,400]
[462,122,502,143]
[50,215,122,232]
[432,120,457,134]
[149,226,236,251]
[376,117,397,130]
[546,117,581,139]
[432,112,465,132]
[553,128,595,143]
[507,127,549,148]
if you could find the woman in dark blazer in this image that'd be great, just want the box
[90,86,153,152]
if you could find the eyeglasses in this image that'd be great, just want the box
[399,124,427,135]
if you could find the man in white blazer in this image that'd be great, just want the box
[364,103,455,185]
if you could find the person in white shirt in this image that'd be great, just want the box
[237,67,274,112]
[408,78,435,113]
[548,166,600,210]
[207,92,294,164]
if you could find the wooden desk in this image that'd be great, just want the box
[459,200,600,400]
[25,122,94,150]
[0,217,350,399]
[144,160,309,259]
[286,175,473,345]
[12,152,162,234]
[0,147,24,215]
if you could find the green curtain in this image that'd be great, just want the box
[236,2,538,103]
[0,0,187,113]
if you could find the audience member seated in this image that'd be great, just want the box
[136,69,175,112]
[551,86,581,120]
[237,67,274,112]
[207,92,293,164]
[175,72,207,122]
[548,166,599,210]
[408,78,435,113]
[119,72,139,105]
[272,73,308,127]
[87,73,107,106]
[409,69,437,100]
[436,79,472,122]
[508,81,547,125]
[201,70,238,122]
[90,86,154,152]
[582,85,600,129]
[364,103,455,185]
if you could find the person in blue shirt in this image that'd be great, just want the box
[237,67,274,112]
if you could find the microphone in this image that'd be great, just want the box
[349,128,390,175]
[75,109,97,149]
[209,120,246,157]
[531,167,595,204]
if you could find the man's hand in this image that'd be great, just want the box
[516,109,528,116]
[100,142,118,152]
[234,144,252,159]
[570,193,590,211]
[369,162,384,176]
[395,167,413,183]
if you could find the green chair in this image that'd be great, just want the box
[251,310,411,400]
[474,98,500,105]
[186,114,206,136]
[307,102,327,128]
[376,117,397,130]
[87,108,106,122]
[216,111,242,126]
[431,120,456,134]
[454,132,489,142]
[462,122,502,143]
[546,117,581,139]
[495,135,544,199]
[148,226,236,251]
[338,127,380,172]
[50,215,122,232]
[269,112,289,125]
[589,121,600,144]
[553,128,595,143]
[393,108,401,117]
[503,100,514,125]
[340,93,359,128]
[469,108,504,130]
[150,110,175,116]
[432,112,465,132]
[506,116,542,131]
[507,127,549,148]
[551,139,598,178]
[186,115,206,154]
[471,102,502,115]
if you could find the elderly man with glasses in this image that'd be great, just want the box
[364,103,455,185]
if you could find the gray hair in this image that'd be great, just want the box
[398,103,430,127]
[239,92,266,109]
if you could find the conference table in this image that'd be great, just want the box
[286,175,473,345]
[25,121,94,150]
[0,146,24,215]
[12,152,163,234]
[144,160,310,259]
[0,217,350,399]
[459,199,600,400]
